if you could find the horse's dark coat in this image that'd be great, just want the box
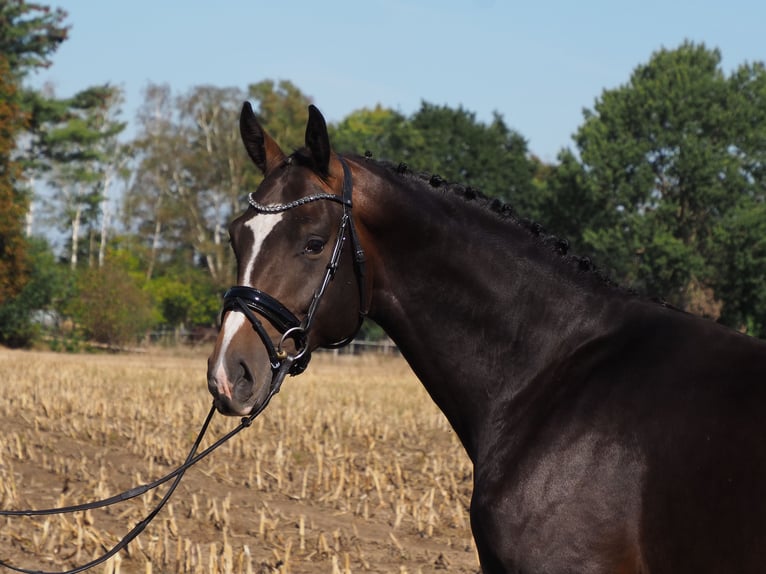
[208,104,766,573]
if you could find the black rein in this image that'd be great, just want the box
[0,353,294,574]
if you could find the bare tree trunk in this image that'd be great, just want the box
[197,106,223,281]
[146,194,163,281]
[98,171,113,268]
[25,177,35,237]
[71,200,82,269]
[88,228,95,268]
[201,232,218,281]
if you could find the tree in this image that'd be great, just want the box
[524,150,598,243]
[126,84,256,286]
[711,201,766,333]
[67,261,155,347]
[0,1,68,76]
[123,83,179,280]
[330,105,424,162]
[248,79,313,151]
[178,85,252,284]
[0,237,72,347]
[0,1,69,304]
[126,81,313,288]
[563,42,766,319]
[42,84,126,269]
[143,268,219,330]
[0,56,28,305]
[330,101,537,204]
[407,102,536,202]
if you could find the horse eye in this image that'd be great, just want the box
[304,238,325,255]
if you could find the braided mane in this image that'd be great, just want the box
[348,153,634,296]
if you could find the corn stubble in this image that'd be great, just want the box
[0,350,478,573]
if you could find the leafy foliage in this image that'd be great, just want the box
[248,79,313,151]
[0,237,71,347]
[330,102,536,203]
[538,42,766,334]
[143,269,219,328]
[125,83,261,287]
[330,105,424,163]
[7,12,766,348]
[0,1,68,79]
[0,55,29,305]
[0,1,68,307]
[711,201,766,333]
[409,103,535,202]
[39,84,126,268]
[66,262,154,347]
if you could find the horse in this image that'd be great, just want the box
[207,102,766,573]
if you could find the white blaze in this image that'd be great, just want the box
[242,213,284,286]
[214,212,284,387]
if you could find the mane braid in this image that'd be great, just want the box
[350,154,632,296]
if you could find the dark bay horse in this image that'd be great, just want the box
[208,103,766,573]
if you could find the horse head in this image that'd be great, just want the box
[207,103,367,416]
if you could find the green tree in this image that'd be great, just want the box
[0,1,68,75]
[143,269,219,329]
[0,236,71,347]
[178,85,252,284]
[42,84,126,269]
[563,42,766,316]
[711,201,766,333]
[126,84,256,287]
[247,79,313,151]
[126,81,313,288]
[124,83,184,280]
[0,56,28,305]
[408,102,535,202]
[0,1,69,304]
[67,262,154,347]
[331,101,536,204]
[523,150,599,242]
[330,105,424,162]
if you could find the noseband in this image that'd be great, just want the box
[221,156,367,383]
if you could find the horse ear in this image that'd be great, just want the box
[305,104,331,175]
[239,101,285,174]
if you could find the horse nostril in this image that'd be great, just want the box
[240,361,255,386]
[208,375,231,400]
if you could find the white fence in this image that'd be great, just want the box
[148,327,399,355]
[317,338,399,356]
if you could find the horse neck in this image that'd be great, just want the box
[356,166,627,460]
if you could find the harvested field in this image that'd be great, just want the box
[0,348,478,573]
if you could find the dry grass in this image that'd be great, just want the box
[0,348,478,573]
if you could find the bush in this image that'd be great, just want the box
[67,263,155,347]
[143,269,220,329]
[0,238,71,348]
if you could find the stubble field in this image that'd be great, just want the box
[0,348,478,573]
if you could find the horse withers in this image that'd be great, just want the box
[208,102,766,573]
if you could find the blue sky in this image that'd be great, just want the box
[30,0,766,162]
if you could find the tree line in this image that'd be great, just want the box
[1,1,765,348]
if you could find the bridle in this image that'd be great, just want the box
[221,155,367,385]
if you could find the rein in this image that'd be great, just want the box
[0,357,296,574]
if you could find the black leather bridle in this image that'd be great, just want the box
[221,155,367,384]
